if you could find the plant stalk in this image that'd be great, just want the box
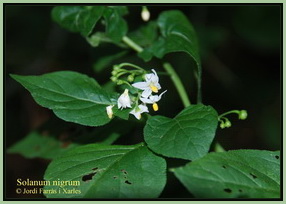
[163,62,191,107]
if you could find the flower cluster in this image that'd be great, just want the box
[106,67,167,120]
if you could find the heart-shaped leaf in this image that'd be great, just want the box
[43,143,166,198]
[11,71,120,126]
[144,104,218,160]
[173,150,280,198]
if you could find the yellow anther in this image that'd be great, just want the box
[153,103,159,111]
[150,84,158,93]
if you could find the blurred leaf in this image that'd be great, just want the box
[144,104,218,160]
[128,21,158,47]
[8,118,135,160]
[86,32,112,47]
[51,6,105,37]
[8,131,78,160]
[77,6,105,36]
[44,143,166,198]
[11,71,120,126]
[138,10,202,102]
[51,6,83,32]
[93,51,128,73]
[108,6,128,16]
[173,150,280,198]
[103,7,128,42]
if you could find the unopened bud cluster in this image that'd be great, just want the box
[219,110,248,129]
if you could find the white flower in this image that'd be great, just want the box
[140,90,167,111]
[117,89,132,109]
[132,69,161,98]
[106,105,114,119]
[130,104,149,120]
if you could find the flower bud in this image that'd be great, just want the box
[141,7,150,22]
[117,80,124,85]
[113,65,120,71]
[110,76,117,82]
[239,110,248,120]
[225,120,231,128]
[127,74,134,82]
[111,70,118,76]
[220,123,225,129]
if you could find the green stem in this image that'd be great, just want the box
[163,62,191,107]
[219,110,240,118]
[122,36,143,53]
[214,142,225,152]
[118,62,145,71]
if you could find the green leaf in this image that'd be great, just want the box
[144,104,218,160]
[43,143,166,198]
[8,131,78,160]
[52,6,84,33]
[113,106,131,120]
[52,6,105,37]
[173,150,280,198]
[103,7,128,42]
[11,71,119,126]
[139,10,202,102]
[77,6,105,36]
[128,21,158,47]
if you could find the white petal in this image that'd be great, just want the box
[138,104,149,113]
[144,73,154,82]
[154,82,161,90]
[117,89,132,109]
[151,69,159,83]
[130,109,141,120]
[106,105,114,119]
[158,90,167,99]
[118,101,122,109]
[141,89,152,98]
[140,97,153,104]
[132,82,149,90]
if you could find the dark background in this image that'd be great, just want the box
[5,4,281,198]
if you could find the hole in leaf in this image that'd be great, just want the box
[125,180,132,185]
[239,189,243,192]
[224,188,232,193]
[82,172,97,182]
[275,155,279,159]
[249,173,257,179]
[121,169,128,174]
[92,167,98,171]
[113,176,118,179]
[222,165,226,169]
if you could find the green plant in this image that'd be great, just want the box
[9,6,280,198]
